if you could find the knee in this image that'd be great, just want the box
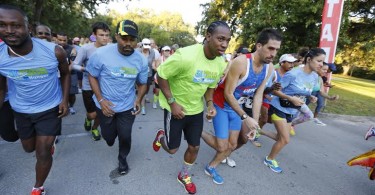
[187,145,200,154]
[279,136,290,145]
[217,142,229,153]
[167,148,178,154]
[24,147,35,153]
[229,142,237,151]
[87,112,97,120]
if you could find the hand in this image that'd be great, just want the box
[330,94,339,101]
[170,102,185,119]
[290,96,304,106]
[58,102,69,118]
[132,101,141,115]
[206,104,216,120]
[100,99,115,117]
[243,117,260,132]
[271,82,281,91]
[309,95,318,103]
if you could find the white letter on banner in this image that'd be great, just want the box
[321,24,333,41]
[327,0,339,17]
[321,47,331,62]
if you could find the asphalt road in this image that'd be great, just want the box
[1,93,374,195]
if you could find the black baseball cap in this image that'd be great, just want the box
[116,19,138,37]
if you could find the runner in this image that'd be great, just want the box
[201,29,281,184]
[72,22,110,141]
[152,45,171,109]
[0,5,70,195]
[264,48,325,173]
[137,38,157,115]
[35,24,52,42]
[56,32,78,115]
[152,21,231,194]
[86,19,148,175]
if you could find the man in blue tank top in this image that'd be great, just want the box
[0,5,70,195]
[86,19,148,176]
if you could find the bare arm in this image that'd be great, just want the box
[319,77,339,100]
[157,74,185,119]
[88,74,115,116]
[204,88,216,119]
[133,83,147,115]
[55,46,70,118]
[252,64,274,122]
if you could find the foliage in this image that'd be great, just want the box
[1,0,118,37]
[109,9,196,47]
[198,0,375,78]
[1,1,197,47]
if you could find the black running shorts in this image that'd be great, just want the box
[14,106,61,139]
[163,110,203,150]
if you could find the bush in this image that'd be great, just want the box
[350,67,375,80]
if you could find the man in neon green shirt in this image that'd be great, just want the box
[152,21,231,194]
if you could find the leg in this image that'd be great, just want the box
[116,110,135,164]
[268,118,290,160]
[0,101,18,142]
[34,135,56,187]
[96,108,117,146]
[201,131,217,149]
[68,94,76,107]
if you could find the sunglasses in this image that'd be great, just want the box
[143,43,150,46]
[164,50,170,52]
[37,32,51,36]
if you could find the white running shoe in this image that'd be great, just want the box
[153,102,157,109]
[221,157,236,167]
[314,118,326,126]
[69,107,76,115]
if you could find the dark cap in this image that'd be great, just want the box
[116,20,138,37]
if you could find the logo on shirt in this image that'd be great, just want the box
[110,67,138,78]
[193,70,217,84]
[7,68,48,80]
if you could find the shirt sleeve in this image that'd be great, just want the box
[86,52,102,78]
[157,49,183,80]
[72,46,87,66]
[137,57,149,84]
[280,71,294,89]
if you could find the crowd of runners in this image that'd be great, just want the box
[2,4,367,195]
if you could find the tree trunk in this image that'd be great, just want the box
[33,0,44,26]
[350,65,355,76]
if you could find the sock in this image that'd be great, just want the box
[181,161,193,176]
[33,186,44,190]
[153,94,158,102]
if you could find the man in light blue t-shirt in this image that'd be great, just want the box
[0,5,70,194]
[86,19,148,175]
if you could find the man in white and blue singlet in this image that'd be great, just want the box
[0,5,70,195]
[201,28,281,184]
[86,19,148,175]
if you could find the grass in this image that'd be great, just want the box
[316,75,375,116]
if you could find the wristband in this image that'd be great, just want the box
[98,98,104,103]
[206,100,213,104]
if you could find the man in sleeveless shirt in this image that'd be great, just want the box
[0,5,70,195]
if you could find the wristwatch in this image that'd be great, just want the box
[241,113,248,120]
[167,97,176,104]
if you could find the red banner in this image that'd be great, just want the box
[319,0,344,92]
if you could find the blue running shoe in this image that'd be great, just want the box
[263,156,282,173]
[204,165,224,184]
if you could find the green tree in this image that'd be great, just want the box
[109,9,196,47]
[197,0,375,75]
